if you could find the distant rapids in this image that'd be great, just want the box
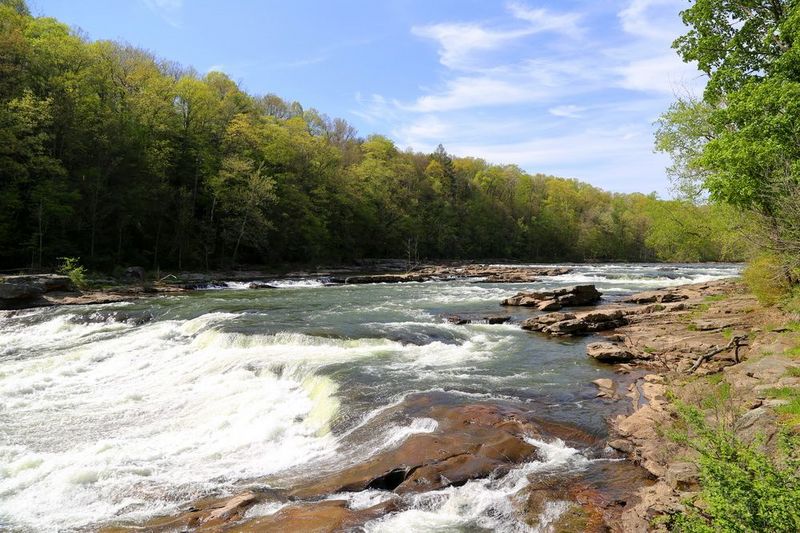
[0,263,741,531]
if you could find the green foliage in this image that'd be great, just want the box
[743,255,792,306]
[660,0,800,283]
[785,367,800,378]
[57,256,85,288]
[0,5,743,270]
[669,403,800,532]
[763,388,800,426]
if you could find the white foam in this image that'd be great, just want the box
[0,314,343,531]
[268,279,327,288]
[380,417,438,449]
[363,437,590,532]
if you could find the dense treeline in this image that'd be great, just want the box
[0,1,737,271]
[658,0,800,293]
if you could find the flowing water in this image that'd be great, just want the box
[0,263,740,532]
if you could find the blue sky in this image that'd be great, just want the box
[30,0,704,196]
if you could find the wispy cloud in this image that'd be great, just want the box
[142,0,183,28]
[549,104,585,118]
[352,0,703,195]
[412,4,583,71]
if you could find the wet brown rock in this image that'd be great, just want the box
[502,284,601,307]
[593,378,617,399]
[587,342,634,363]
[232,499,397,533]
[521,308,626,337]
[521,312,577,330]
[291,402,540,499]
[608,438,634,454]
[537,299,562,311]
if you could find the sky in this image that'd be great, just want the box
[30,0,705,196]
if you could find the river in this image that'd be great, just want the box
[0,263,740,531]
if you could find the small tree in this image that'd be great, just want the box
[57,256,86,289]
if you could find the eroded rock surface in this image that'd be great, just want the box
[502,284,602,310]
[106,394,599,532]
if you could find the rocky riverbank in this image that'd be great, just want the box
[526,279,800,531]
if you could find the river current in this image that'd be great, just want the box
[0,263,740,531]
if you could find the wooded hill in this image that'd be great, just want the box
[0,1,739,271]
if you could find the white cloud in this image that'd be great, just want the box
[618,0,682,41]
[548,104,585,118]
[616,53,704,94]
[142,0,183,27]
[507,2,583,38]
[352,1,706,195]
[411,23,531,70]
[404,76,546,112]
[412,4,583,70]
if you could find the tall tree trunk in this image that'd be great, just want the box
[90,183,98,262]
[232,215,247,266]
[38,200,43,269]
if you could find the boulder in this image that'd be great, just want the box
[593,378,616,399]
[521,312,576,331]
[123,266,146,283]
[608,438,634,454]
[248,281,278,289]
[546,318,588,335]
[502,285,601,308]
[537,299,561,311]
[0,274,72,295]
[0,282,43,301]
[581,309,625,323]
[665,462,700,492]
[587,342,634,363]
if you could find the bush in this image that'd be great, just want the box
[743,255,792,306]
[668,404,800,532]
[57,256,87,289]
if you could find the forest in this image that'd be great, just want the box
[0,0,740,272]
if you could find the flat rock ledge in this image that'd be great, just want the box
[335,265,572,285]
[522,308,626,336]
[0,274,73,308]
[587,342,634,363]
[502,284,602,311]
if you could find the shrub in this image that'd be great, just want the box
[743,255,792,306]
[668,404,800,532]
[57,257,87,289]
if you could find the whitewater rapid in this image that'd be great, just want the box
[0,263,741,531]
